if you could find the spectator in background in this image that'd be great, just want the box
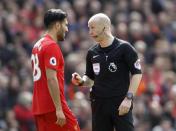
[13,91,35,131]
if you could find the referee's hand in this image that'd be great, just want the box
[71,72,83,86]
[118,98,132,116]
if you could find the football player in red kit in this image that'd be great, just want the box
[31,9,80,131]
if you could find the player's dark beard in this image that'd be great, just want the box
[57,26,65,41]
[57,33,64,41]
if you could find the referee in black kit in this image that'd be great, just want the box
[72,13,142,131]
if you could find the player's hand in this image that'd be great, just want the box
[118,98,132,116]
[72,72,83,86]
[55,110,66,127]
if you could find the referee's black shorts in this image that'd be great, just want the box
[90,96,134,131]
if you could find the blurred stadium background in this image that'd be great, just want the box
[0,0,176,131]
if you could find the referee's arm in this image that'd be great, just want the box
[128,74,142,96]
[123,43,143,96]
[72,50,94,87]
[82,75,94,87]
[72,73,94,87]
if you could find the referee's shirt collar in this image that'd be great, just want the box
[98,37,119,53]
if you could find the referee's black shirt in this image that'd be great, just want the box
[85,38,142,98]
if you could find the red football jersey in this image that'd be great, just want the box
[31,34,76,122]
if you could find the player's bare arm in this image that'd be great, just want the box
[118,74,142,116]
[72,72,94,87]
[46,68,66,126]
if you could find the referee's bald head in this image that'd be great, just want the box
[88,13,111,30]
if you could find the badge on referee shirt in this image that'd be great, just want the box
[108,62,117,72]
[93,63,100,75]
[134,59,141,70]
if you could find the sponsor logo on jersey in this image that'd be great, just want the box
[93,63,100,75]
[50,57,57,66]
[108,62,117,72]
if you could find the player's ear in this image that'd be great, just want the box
[55,22,61,30]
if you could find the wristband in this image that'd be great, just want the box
[126,92,133,100]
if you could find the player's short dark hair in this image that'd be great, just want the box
[44,9,67,28]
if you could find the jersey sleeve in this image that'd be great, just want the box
[85,50,94,80]
[43,44,60,71]
[123,44,142,75]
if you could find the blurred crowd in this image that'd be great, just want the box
[0,0,176,131]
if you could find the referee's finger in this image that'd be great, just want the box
[118,110,124,115]
[118,107,129,115]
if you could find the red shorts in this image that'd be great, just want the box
[34,111,80,131]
